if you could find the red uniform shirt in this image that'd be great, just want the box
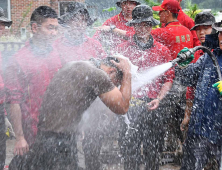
[94,12,135,48]
[54,36,106,65]
[4,41,62,144]
[116,38,175,99]
[162,7,201,47]
[152,21,193,59]
[0,53,4,104]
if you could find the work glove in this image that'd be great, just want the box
[212,81,222,96]
[177,47,194,67]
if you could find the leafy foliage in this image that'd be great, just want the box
[184,0,202,20]
[143,0,160,26]
[102,7,117,12]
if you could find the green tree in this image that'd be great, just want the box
[184,0,202,20]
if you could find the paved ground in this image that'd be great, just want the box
[5,139,180,170]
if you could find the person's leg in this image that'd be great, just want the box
[143,106,165,170]
[82,129,104,170]
[118,104,145,170]
[180,136,210,170]
[0,104,6,170]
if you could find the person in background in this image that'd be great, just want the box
[0,7,12,170]
[176,21,222,170]
[94,0,140,49]
[162,0,201,47]
[151,0,194,152]
[180,11,216,134]
[152,0,193,59]
[4,6,62,169]
[116,5,174,170]
[55,2,106,65]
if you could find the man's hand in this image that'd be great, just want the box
[180,117,189,131]
[111,55,131,74]
[147,99,160,110]
[14,136,29,155]
[213,81,222,96]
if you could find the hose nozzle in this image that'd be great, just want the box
[170,48,195,66]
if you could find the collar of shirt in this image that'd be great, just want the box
[165,21,181,27]
[133,35,154,51]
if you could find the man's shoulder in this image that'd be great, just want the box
[13,41,31,59]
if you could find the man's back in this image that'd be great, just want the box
[38,61,115,134]
[152,21,193,59]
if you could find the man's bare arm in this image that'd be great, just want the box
[148,82,173,110]
[100,57,131,114]
[9,104,29,155]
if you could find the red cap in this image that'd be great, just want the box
[152,0,180,14]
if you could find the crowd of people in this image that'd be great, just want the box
[0,0,221,169]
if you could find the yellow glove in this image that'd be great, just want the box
[212,81,222,96]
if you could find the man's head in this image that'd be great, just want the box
[213,22,222,50]
[30,6,58,44]
[116,0,140,17]
[91,57,123,86]
[126,5,159,39]
[0,7,12,36]
[59,2,94,37]
[191,12,215,43]
[152,0,180,24]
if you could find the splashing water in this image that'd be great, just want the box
[132,62,173,92]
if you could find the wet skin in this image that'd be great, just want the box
[32,18,59,45]
[219,31,222,50]
[159,10,169,24]
[195,25,212,43]
[121,1,137,19]
[133,22,152,41]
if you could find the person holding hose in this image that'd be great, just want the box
[175,21,222,170]
[180,12,216,134]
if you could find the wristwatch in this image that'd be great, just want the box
[110,25,116,32]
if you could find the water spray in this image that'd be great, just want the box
[171,46,222,81]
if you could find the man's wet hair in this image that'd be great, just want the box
[30,6,58,26]
[102,57,123,82]
[90,57,123,81]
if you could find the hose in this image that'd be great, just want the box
[171,46,222,81]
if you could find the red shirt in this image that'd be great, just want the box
[4,41,62,144]
[0,53,4,104]
[116,39,175,99]
[152,21,193,60]
[94,12,135,48]
[162,7,201,47]
[54,36,106,65]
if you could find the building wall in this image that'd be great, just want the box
[9,0,85,38]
